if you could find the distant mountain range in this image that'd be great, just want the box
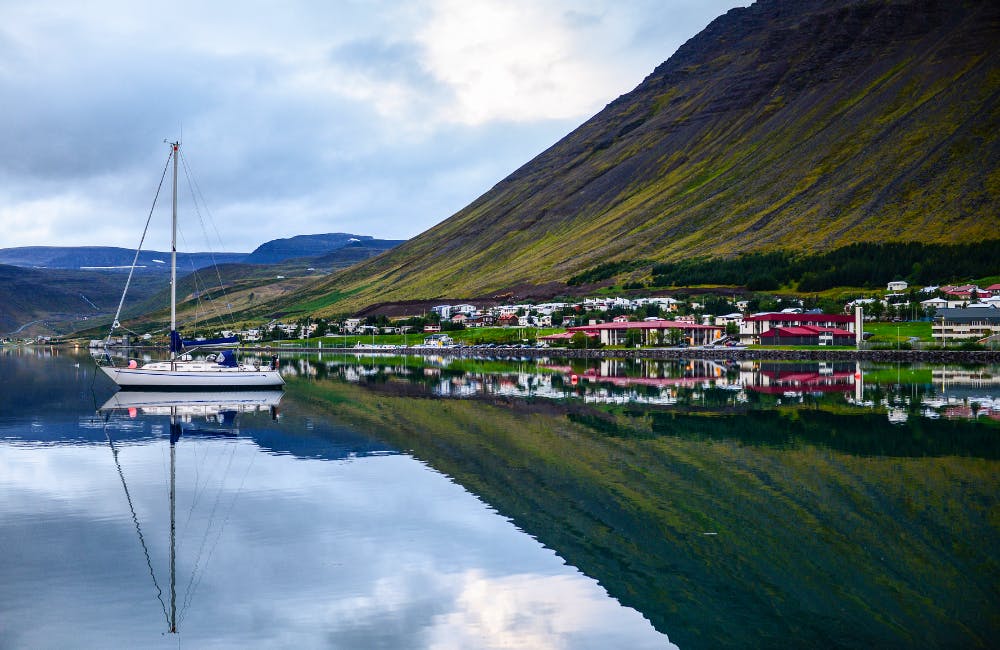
[0,233,403,336]
[0,246,246,272]
[245,233,406,265]
[0,233,404,272]
[274,0,999,316]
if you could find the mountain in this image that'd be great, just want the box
[0,264,166,336]
[244,233,405,264]
[289,0,998,316]
[1,232,406,335]
[0,246,248,272]
[0,233,405,272]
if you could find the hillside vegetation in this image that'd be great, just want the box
[0,264,166,335]
[282,0,998,316]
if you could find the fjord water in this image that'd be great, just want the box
[2,350,997,648]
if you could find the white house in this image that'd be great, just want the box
[452,304,478,315]
[887,280,908,291]
[431,305,453,319]
[635,297,682,312]
[715,312,744,327]
[920,297,948,311]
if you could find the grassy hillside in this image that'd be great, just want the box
[0,264,166,336]
[272,0,998,316]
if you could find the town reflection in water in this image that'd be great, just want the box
[277,352,1000,423]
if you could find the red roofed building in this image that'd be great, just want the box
[941,285,990,300]
[759,325,855,346]
[740,313,855,344]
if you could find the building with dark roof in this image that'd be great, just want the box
[932,308,1000,343]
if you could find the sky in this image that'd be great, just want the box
[0,0,747,253]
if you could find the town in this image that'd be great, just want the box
[69,280,997,351]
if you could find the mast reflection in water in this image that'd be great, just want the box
[99,391,282,635]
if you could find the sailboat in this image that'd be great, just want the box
[100,142,284,390]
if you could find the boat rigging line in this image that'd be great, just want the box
[103,417,171,628]
[104,150,172,352]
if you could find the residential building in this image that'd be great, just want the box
[634,297,683,312]
[941,285,990,302]
[920,297,948,311]
[714,313,744,327]
[567,321,723,346]
[758,325,855,346]
[740,313,855,344]
[887,280,908,291]
[431,305,453,319]
[932,308,1000,343]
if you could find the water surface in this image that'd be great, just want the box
[2,348,998,648]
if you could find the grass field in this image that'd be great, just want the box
[864,321,932,343]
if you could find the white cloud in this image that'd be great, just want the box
[0,0,748,250]
[416,0,616,125]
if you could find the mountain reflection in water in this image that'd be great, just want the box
[284,353,999,648]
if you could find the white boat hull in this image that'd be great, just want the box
[101,365,284,389]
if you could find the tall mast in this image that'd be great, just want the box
[170,142,179,337]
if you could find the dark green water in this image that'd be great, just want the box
[1,348,997,648]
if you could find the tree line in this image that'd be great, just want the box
[645,241,999,291]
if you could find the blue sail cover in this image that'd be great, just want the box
[169,330,184,354]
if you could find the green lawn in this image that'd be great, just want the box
[864,321,932,343]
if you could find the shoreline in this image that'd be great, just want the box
[85,344,1000,363]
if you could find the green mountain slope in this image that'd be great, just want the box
[292,0,997,315]
[0,264,166,336]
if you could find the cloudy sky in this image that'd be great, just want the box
[0,0,746,253]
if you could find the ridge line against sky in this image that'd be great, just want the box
[0,0,747,252]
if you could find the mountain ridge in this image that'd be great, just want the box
[0,232,405,271]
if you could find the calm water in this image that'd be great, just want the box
[1,348,998,648]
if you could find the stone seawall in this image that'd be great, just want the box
[243,345,1000,364]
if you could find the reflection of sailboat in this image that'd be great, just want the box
[99,142,283,390]
[101,391,276,634]
[101,390,283,418]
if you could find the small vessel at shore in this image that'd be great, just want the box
[99,142,283,390]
